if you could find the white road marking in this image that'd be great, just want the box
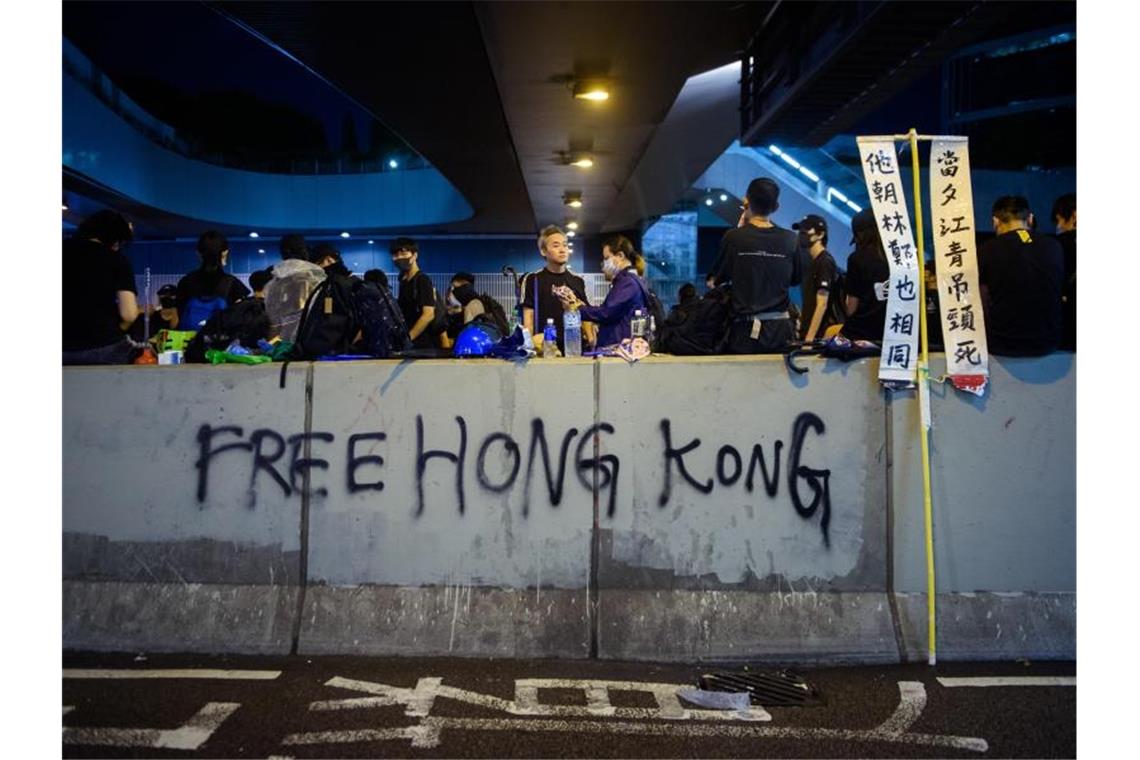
[284,678,987,753]
[63,702,240,750]
[64,668,281,680]
[937,676,1075,688]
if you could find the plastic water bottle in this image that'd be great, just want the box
[646,315,656,347]
[543,318,557,358]
[563,309,582,358]
[630,309,646,339]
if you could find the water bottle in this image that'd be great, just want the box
[563,309,582,358]
[543,318,557,358]
[646,315,656,347]
[630,309,645,339]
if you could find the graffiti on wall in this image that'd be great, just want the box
[194,412,832,543]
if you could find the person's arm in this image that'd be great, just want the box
[117,290,139,328]
[522,307,534,335]
[804,290,829,341]
[578,277,637,324]
[845,295,860,316]
[408,305,435,341]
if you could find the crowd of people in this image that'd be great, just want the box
[61,174,1076,365]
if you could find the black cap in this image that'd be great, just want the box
[850,208,877,244]
[792,214,828,234]
[157,284,178,297]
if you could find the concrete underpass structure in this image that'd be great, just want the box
[63,354,1075,663]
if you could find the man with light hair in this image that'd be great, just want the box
[521,225,593,353]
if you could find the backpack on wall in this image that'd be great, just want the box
[657,287,733,355]
[354,278,413,358]
[477,293,511,336]
[184,297,271,363]
[293,273,413,360]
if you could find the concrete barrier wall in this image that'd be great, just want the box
[62,354,1075,661]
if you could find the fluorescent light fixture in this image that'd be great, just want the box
[564,192,584,208]
[62,204,69,211]
[769,144,783,156]
[719,194,728,202]
[567,230,576,238]
[705,198,714,206]
[340,232,350,239]
[780,153,802,170]
[571,155,594,168]
[573,81,609,101]
[368,240,375,245]
[799,166,820,183]
[566,221,579,231]
[388,159,398,169]
[846,200,862,212]
[249,231,259,238]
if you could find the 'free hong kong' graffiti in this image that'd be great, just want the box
[193,412,832,543]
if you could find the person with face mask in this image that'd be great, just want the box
[446,272,486,339]
[556,235,649,348]
[793,214,840,342]
[390,237,437,348]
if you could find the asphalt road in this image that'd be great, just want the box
[62,653,1075,758]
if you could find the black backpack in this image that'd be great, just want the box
[657,287,733,355]
[477,293,511,335]
[293,273,412,360]
[184,296,271,363]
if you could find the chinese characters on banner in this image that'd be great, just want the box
[929,138,988,396]
[857,138,920,386]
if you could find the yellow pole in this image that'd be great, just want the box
[908,128,937,666]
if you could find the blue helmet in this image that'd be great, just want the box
[453,320,502,357]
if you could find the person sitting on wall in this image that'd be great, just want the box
[63,209,140,365]
[175,231,251,320]
[390,237,437,349]
[129,284,180,342]
[1051,192,1076,352]
[709,177,802,354]
[556,235,648,348]
[521,225,594,353]
[839,209,890,342]
[978,195,1064,357]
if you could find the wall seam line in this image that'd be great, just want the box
[290,362,315,656]
[884,388,908,663]
[589,359,601,659]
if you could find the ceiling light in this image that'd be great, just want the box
[719,194,728,202]
[368,240,375,245]
[388,159,399,169]
[705,198,714,206]
[567,230,576,238]
[566,221,579,231]
[62,203,69,211]
[340,232,351,239]
[573,81,610,101]
[570,155,594,168]
[564,191,583,208]
[249,231,259,238]
[258,248,266,254]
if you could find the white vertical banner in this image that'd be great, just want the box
[857,138,921,387]
[929,138,988,396]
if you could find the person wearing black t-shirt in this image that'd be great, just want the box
[841,209,891,342]
[711,177,801,354]
[978,195,1064,357]
[793,214,840,342]
[175,231,250,318]
[521,225,592,354]
[391,236,437,349]
[62,209,140,365]
[1051,193,1076,351]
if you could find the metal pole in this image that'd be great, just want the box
[908,128,937,666]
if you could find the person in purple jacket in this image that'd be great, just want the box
[556,235,649,348]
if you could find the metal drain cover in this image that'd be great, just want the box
[697,670,821,707]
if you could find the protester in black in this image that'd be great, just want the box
[841,209,891,342]
[521,225,592,353]
[129,284,180,342]
[175,231,250,314]
[1051,193,1076,351]
[793,214,840,341]
[711,178,801,354]
[978,196,1064,356]
[391,237,437,348]
[63,209,139,365]
[248,268,273,299]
